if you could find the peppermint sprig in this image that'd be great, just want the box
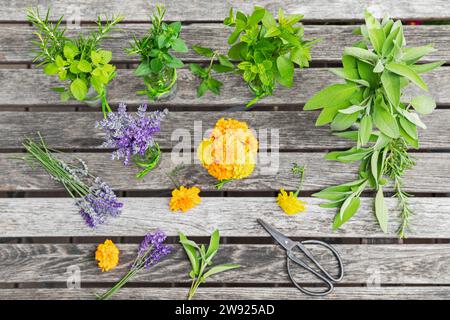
[127,5,188,100]
[306,10,443,237]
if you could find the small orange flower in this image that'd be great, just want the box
[170,186,202,212]
[95,239,120,272]
[277,188,307,215]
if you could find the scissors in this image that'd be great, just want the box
[257,219,344,296]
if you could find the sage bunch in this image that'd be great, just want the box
[27,8,123,117]
[304,11,443,237]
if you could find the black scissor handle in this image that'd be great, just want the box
[285,240,345,296]
[286,253,334,296]
[299,240,345,282]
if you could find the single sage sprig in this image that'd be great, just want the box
[189,45,234,97]
[179,230,240,300]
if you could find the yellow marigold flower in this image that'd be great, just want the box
[95,239,120,272]
[170,186,202,212]
[198,118,258,184]
[277,188,307,215]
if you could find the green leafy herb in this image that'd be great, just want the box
[306,10,443,238]
[225,7,317,107]
[179,230,240,300]
[27,7,123,117]
[189,7,316,106]
[189,45,234,97]
[126,5,187,100]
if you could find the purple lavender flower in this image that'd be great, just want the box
[97,103,168,165]
[136,230,173,269]
[75,177,123,228]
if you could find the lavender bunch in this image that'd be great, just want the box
[96,230,173,300]
[96,103,168,178]
[22,134,122,228]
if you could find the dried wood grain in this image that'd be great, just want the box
[2,0,450,22]
[1,110,449,150]
[0,243,449,284]
[1,197,450,238]
[0,152,448,192]
[1,68,449,107]
[1,286,449,300]
[1,25,449,63]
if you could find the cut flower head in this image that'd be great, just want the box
[277,188,306,215]
[95,239,120,272]
[197,118,258,189]
[170,186,202,212]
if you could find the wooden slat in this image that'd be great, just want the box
[1,110,448,150]
[2,0,450,22]
[1,197,450,238]
[1,152,449,192]
[0,243,449,284]
[1,24,450,63]
[1,287,450,300]
[1,68,449,107]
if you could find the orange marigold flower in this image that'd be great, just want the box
[198,118,258,183]
[95,239,120,272]
[170,186,202,212]
[277,188,307,215]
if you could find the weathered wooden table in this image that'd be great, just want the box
[0,0,450,300]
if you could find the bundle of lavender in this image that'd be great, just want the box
[22,134,123,228]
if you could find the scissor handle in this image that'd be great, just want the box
[286,254,334,296]
[299,240,344,282]
[285,240,344,296]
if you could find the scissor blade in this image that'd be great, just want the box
[257,219,297,251]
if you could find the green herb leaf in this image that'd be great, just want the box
[343,47,378,64]
[70,78,88,101]
[172,38,188,52]
[304,83,359,110]
[77,59,92,73]
[134,61,152,76]
[359,115,373,146]
[203,264,241,279]
[373,106,400,138]
[334,195,361,229]
[386,62,428,91]
[411,95,436,115]
[375,187,388,233]
[381,70,400,107]
[179,233,200,276]
[276,56,294,87]
[43,63,58,75]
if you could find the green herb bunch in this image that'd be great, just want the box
[305,10,443,238]
[26,8,123,117]
[179,230,240,300]
[225,6,316,107]
[126,5,188,100]
[189,45,234,97]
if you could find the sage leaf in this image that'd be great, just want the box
[401,45,436,64]
[410,61,444,74]
[203,264,241,279]
[304,83,359,110]
[179,232,200,275]
[344,47,378,64]
[359,115,373,145]
[381,70,400,107]
[386,62,428,91]
[331,111,359,131]
[339,105,366,114]
[373,106,400,138]
[399,117,418,140]
[411,95,436,115]
[334,195,361,229]
[364,10,385,54]
[397,108,427,129]
[375,188,388,233]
